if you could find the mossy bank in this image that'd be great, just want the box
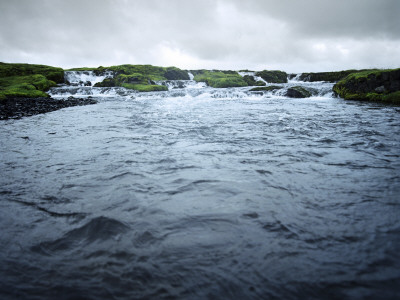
[333,69,400,104]
[79,64,191,92]
[0,63,64,100]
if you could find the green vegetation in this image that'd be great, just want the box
[120,84,167,92]
[0,75,56,100]
[249,85,282,92]
[243,75,266,86]
[299,70,370,82]
[0,62,64,83]
[94,72,168,92]
[83,64,187,92]
[333,68,400,103]
[255,70,287,83]
[286,86,312,98]
[0,62,61,100]
[193,71,248,88]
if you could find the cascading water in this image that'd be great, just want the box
[50,71,335,100]
[64,70,114,86]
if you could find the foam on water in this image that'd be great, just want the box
[1,74,399,299]
[64,70,114,86]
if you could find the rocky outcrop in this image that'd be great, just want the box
[333,68,400,103]
[255,70,287,83]
[242,75,266,86]
[299,70,366,83]
[164,68,190,80]
[286,86,312,98]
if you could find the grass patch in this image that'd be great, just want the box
[193,71,247,88]
[333,68,400,103]
[0,75,56,100]
[0,62,64,83]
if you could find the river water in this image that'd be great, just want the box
[0,73,400,299]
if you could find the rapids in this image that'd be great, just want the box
[1,72,399,299]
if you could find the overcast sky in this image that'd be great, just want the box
[1,0,399,72]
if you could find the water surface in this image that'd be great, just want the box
[0,77,399,299]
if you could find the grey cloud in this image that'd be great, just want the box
[229,0,400,39]
[0,0,399,72]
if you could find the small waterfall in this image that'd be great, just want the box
[238,71,268,85]
[49,70,335,100]
[64,71,114,86]
[188,72,194,80]
[156,80,207,90]
[288,74,302,82]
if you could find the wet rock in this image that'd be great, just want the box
[243,75,266,86]
[249,85,282,92]
[286,86,312,98]
[255,70,287,83]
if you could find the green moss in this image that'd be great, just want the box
[287,86,312,98]
[0,62,64,83]
[193,71,247,88]
[255,70,287,83]
[82,64,188,92]
[121,84,168,92]
[333,68,400,103]
[299,70,370,82]
[249,86,282,92]
[0,74,56,99]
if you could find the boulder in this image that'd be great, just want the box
[286,86,312,98]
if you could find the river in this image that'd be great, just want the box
[0,73,399,299]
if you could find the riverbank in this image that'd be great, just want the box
[0,97,97,120]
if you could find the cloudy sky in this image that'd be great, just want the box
[1,0,399,72]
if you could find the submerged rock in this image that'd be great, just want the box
[286,86,312,98]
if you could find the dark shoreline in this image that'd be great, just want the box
[0,97,97,120]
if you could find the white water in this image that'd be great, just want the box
[64,70,114,86]
[288,74,302,82]
[50,71,334,100]
[238,71,268,85]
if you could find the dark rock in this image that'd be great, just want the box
[299,70,366,82]
[164,68,190,80]
[255,70,288,83]
[286,86,312,98]
[243,75,266,86]
[249,85,282,92]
